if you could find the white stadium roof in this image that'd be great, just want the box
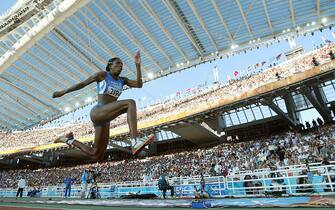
[0,0,334,130]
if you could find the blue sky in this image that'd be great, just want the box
[1,1,334,125]
[0,0,18,16]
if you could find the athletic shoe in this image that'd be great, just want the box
[54,132,74,144]
[132,134,155,155]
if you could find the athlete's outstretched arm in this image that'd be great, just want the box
[52,71,105,98]
[124,51,143,88]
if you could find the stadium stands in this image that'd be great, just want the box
[0,123,334,189]
[0,43,335,153]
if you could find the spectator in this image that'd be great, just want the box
[243,175,254,195]
[253,175,263,194]
[320,144,330,160]
[312,57,320,66]
[312,119,318,129]
[194,174,209,198]
[305,121,311,130]
[64,177,74,198]
[16,177,26,198]
[329,50,335,60]
[296,170,312,193]
[209,164,216,176]
[317,117,324,126]
[81,170,89,199]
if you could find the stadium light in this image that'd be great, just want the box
[176,63,180,67]
[147,72,154,79]
[306,23,310,27]
[64,107,70,112]
[231,44,238,50]
[321,17,328,23]
[282,30,286,33]
[296,26,300,30]
[75,102,80,107]
[287,28,290,32]
[311,21,316,26]
[85,97,92,103]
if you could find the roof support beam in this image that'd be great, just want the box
[261,0,274,35]
[47,33,101,75]
[0,117,17,129]
[300,87,332,123]
[73,11,136,78]
[8,65,60,106]
[186,0,218,51]
[0,108,26,126]
[49,33,100,75]
[24,50,72,88]
[260,97,298,128]
[85,7,143,77]
[16,57,64,91]
[42,34,96,81]
[35,40,83,82]
[282,93,299,124]
[235,0,253,37]
[304,86,332,122]
[0,0,91,75]
[98,1,163,73]
[139,0,188,61]
[40,22,93,80]
[34,43,97,105]
[0,87,39,116]
[67,15,136,78]
[55,23,106,70]
[316,0,320,20]
[0,76,59,113]
[0,100,33,124]
[0,95,35,122]
[116,0,175,66]
[288,0,296,27]
[163,0,204,56]
[210,0,234,43]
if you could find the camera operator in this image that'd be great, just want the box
[158,170,174,199]
[87,169,101,199]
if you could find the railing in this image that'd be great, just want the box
[1,164,335,198]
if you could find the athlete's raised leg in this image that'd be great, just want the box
[54,99,155,159]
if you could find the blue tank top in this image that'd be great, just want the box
[97,72,124,98]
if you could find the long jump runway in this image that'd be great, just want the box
[2,196,335,209]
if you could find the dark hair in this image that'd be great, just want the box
[105,57,120,71]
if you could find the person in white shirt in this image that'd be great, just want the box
[16,178,26,198]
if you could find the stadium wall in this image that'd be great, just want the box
[1,164,334,198]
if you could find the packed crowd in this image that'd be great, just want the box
[0,43,334,152]
[0,124,334,189]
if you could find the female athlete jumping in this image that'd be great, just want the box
[52,51,155,160]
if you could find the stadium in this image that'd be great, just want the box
[0,0,335,209]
